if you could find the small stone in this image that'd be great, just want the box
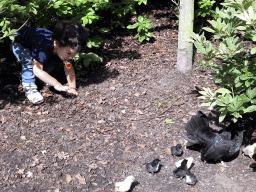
[27,171,33,178]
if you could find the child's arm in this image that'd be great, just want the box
[63,63,78,96]
[32,59,68,92]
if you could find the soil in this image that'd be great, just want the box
[1,2,256,192]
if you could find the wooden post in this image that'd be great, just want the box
[177,0,194,73]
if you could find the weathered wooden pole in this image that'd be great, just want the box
[177,0,194,73]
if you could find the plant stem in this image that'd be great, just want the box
[0,18,29,40]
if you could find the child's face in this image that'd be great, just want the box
[54,41,78,64]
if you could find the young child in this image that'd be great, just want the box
[11,21,88,104]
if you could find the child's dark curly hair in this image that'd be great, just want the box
[51,21,89,53]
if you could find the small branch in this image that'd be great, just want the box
[171,0,179,8]
[131,115,166,121]
[0,9,6,14]
[47,0,52,6]
[0,18,29,40]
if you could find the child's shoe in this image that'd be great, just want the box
[22,82,44,104]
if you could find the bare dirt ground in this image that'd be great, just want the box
[1,2,256,192]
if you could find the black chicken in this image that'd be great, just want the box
[185,111,244,163]
[146,159,161,174]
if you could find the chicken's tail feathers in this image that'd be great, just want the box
[185,111,213,145]
[185,111,209,134]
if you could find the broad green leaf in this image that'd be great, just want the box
[203,27,216,33]
[238,94,250,103]
[127,22,140,29]
[245,80,250,87]
[246,105,256,113]
[99,28,110,33]
[201,102,211,106]
[247,87,256,99]
[145,22,153,29]
[9,35,14,41]
[138,16,143,23]
[138,35,145,42]
[146,32,153,37]
[251,47,256,54]
[236,26,247,30]
[240,74,248,80]
[215,88,231,94]
[248,6,255,20]
[219,109,227,122]
[194,42,205,54]
[233,96,243,109]
[244,1,254,10]
[235,14,248,21]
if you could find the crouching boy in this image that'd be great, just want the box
[11,21,88,104]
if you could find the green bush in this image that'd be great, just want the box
[191,0,256,123]
[0,0,151,74]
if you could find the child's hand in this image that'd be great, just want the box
[54,84,69,92]
[67,87,78,96]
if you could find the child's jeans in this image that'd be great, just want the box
[11,42,35,84]
[11,42,55,84]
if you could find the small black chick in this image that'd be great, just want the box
[173,159,188,178]
[185,111,244,163]
[171,144,183,156]
[173,159,198,185]
[146,159,161,174]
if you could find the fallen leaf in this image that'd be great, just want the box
[59,127,64,131]
[182,118,187,123]
[125,123,131,128]
[220,166,225,172]
[134,92,140,97]
[40,119,46,123]
[66,128,72,132]
[56,151,69,160]
[98,120,105,124]
[1,115,6,124]
[2,145,7,150]
[110,86,116,91]
[75,173,86,184]
[17,169,25,175]
[99,161,108,165]
[166,148,171,155]
[117,161,123,164]
[137,144,146,150]
[77,101,83,107]
[42,111,49,115]
[66,174,72,183]
[125,146,131,152]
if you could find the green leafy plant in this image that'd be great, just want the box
[164,119,175,125]
[154,98,162,107]
[191,0,256,122]
[74,52,103,76]
[196,0,217,18]
[127,15,153,42]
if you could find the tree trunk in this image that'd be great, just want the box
[177,0,194,73]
